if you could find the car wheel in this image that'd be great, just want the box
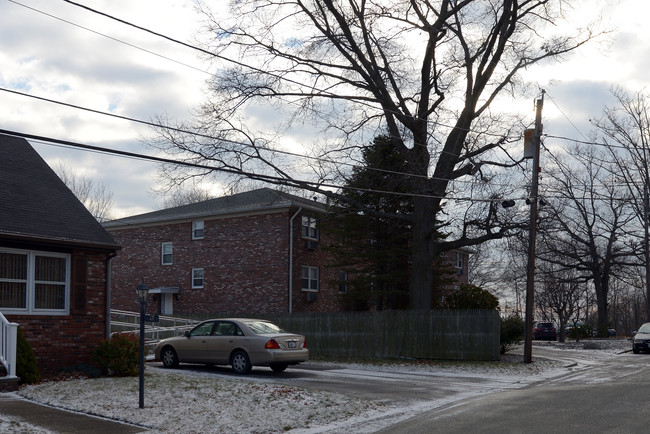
[161,346,179,368]
[269,363,288,373]
[231,350,252,374]
[633,347,640,354]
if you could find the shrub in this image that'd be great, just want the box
[567,324,591,340]
[500,314,525,355]
[92,333,139,376]
[16,327,40,385]
[445,284,499,310]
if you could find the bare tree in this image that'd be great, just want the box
[593,88,650,322]
[152,0,598,309]
[536,264,585,342]
[536,143,637,335]
[53,163,114,222]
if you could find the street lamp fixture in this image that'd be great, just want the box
[136,281,149,409]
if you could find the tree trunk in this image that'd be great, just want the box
[409,196,437,310]
[594,274,609,336]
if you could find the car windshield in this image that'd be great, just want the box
[245,321,286,335]
[638,323,650,334]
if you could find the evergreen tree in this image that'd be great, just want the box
[327,136,411,310]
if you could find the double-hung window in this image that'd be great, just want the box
[455,252,463,269]
[161,242,173,265]
[192,220,204,240]
[0,248,70,314]
[301,266,319,292]
[301,216,318,240]
[192,268,204,289]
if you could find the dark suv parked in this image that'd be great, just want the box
[533,322,557,340]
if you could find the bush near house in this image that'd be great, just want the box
[17,327,40,385]
[92,333,139,376]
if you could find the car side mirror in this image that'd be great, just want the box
[184,330,191,338]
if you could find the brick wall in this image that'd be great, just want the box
[109,210,346,316]
[291,215,343,313]
[5,249,110,378]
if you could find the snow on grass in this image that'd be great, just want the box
[16,368,383,433]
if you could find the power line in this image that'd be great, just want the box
[4,0,525,190]
[7,0,210,75]
[1,128,503,203]
[545,92,591,143]
[2,1,540,195]
[2,86,515,189]
[55,0,513,141]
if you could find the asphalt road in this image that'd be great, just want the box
[376,344,648,433]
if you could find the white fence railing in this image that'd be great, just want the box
[110,310,199,354]
[0,312,18,378]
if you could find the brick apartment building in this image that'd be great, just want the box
[104,188,345,316]
[0,134,120,378]
[104,188,473,317]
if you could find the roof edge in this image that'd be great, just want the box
[0,232,121,252]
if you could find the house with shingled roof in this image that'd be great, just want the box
[0,133,120,380]
[104,188,346,315]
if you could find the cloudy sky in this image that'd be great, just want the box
[0,0,647,219]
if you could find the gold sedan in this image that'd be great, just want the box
[154,318,308,374]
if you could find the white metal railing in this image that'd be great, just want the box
[110,310,199,353]
[0,312,18,378]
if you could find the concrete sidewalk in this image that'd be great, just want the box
[0,393,146,433]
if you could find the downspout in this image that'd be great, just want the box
[289,207,302,314]
[106,251,117,339]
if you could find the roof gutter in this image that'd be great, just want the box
[288,207,302,314]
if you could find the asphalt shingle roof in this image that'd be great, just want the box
[104,187,327,228]
[0,134,119,250]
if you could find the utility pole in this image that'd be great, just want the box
[524,91,544,364]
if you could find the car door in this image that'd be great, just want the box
[208,321,244,363]
[174,321,216,363]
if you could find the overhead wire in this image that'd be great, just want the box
[5,0,527,180]
[53,0,513,140]
[0,85,492,187]
[0,1,551,203]
[0,127,505,203]
[7,0,211,75]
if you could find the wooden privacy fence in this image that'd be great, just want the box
[264,309,500,361]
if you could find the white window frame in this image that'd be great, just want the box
[192,268,204,289]
[0,247,70,315]
[192,220,204,240]
[301,216,319,240]
[161,242,173,265]
[455,252,463,269]
[301,266,319,292]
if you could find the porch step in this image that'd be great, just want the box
[0,376,20,392]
